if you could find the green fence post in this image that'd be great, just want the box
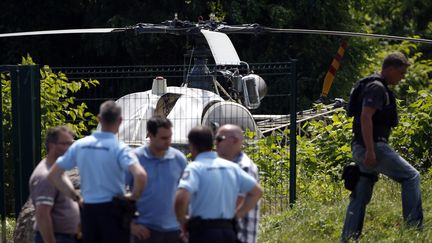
[289,60,297,206]
[11,65,41,217]
[0,66,8,243]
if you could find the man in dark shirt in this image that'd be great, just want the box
[341,52,423,242]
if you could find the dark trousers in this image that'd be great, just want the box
[188,218,236,243]
[189,228,236,243]
[131,229,181,243]
[81,202,130,243]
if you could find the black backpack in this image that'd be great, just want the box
[347,76,387,117]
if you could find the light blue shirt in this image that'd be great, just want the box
[56,131,138,203]
[178,151,256,219]
[126,146,187,231]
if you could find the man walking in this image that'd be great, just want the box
[30,126,79,243]
[215,124,260,243]
[175,126,263,243]
[48,100,148,243]
[128,116,187,243]
[341,52,423,241]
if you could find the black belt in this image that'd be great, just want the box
[352,136,388,145]
[188,217,235,231]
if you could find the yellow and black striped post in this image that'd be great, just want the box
[320,40,348,98]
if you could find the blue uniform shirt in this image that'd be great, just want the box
[126,146,187,231]
[178,151,257,219]
[56,131,138,203]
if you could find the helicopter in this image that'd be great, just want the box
[1,15,432,148]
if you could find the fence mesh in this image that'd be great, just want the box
[52,62,296,213]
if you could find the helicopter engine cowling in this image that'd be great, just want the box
[240,74,267,110]
[201,101,261,138]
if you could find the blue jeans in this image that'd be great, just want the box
[341,142,423,242]
[34,231,77,243]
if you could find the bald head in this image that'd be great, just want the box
[215,124,244,160]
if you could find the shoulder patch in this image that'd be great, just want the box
[181,170,190,180]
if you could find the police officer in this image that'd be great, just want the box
[215,124,260,243]
[175,126,263,243]
[341,52,423,241]
[48,100,148,243]
[128,116,187,243]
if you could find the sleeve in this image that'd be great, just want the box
[237,167,257,194]
[117,143,139,170]
[56,143,77,170]
[125,149,139,188]
[31,177,57,207]
[178,165,199,193]
[362,82,387,110]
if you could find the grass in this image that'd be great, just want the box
[2,174,431,242]
[259,173,432,242]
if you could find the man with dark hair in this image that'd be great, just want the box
[216,124,260,243]
[30,126,79,243]
[341,52,423,241]
[175,126,263,243]
[48,100,148,243]
[128,116,187,243]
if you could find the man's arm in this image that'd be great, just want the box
[127,163,147,201]
[35,205,56,243]
[47,164,80,202]
[360,106,377,167]
[235,184,263,219]
[175,188,190,225]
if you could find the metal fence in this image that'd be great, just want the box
[0,65,41,243]
[0,62,297,238]
[52,62,299,213]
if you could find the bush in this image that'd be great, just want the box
[1,55,99,215]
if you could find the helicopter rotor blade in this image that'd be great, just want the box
[132,23,198,35]
[217,25,432,45]
[0,28,127,38]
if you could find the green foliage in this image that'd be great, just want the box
[253,41,432,241]
[259,176,432,242]
[1,55,99,214]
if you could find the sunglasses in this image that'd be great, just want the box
[215,135,233,143]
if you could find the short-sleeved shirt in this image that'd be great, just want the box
[56,131,138,203]
[234,152,260,243]
[29,160,80,234]
[353,78,396,143]
[178,151,256,219]
[126,146,187,231]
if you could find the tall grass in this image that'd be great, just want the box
[259,173,432,242]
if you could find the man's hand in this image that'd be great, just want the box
[180,222,188,242]
[364,149,377,168]
[130,222,151,240]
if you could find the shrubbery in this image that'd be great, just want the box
[1,56,99,214]
[246,43,432,211]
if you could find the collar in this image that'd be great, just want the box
[194,151,217,162]
[233,152,243,164]
[92,130,116,138]
[141,146,175,160]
